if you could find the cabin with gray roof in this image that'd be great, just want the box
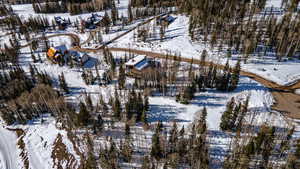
[125,55,159,75]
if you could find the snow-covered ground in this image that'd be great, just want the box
[0,126,22,169]
[266,0,282,7]
[0,116,83,169]
[11,0,129,22]
[21,119,81,169]
[147,76,281,130]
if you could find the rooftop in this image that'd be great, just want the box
[125,55,147,66]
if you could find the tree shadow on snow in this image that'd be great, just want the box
[83,57,98,69]
[148,104,191,123]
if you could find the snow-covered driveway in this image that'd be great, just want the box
[0,127,19,169]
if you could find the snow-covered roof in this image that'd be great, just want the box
[135,59,150,71]
[54,45,68,53]
[165,15,175,23]
[125,55,147,66]
[263,6,283,12]
[160,15,175,23]
[88,13,103,24]
[69,50,88,59]
[55,16,66,23]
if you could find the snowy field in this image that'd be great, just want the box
[266,0,283,7]
[147,76,283,130]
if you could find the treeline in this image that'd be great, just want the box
[223,123,299,168]
[181,0,300,61]
[6,0,58,4]
[99,108,209,168]
[0,64,103,130]
[32,0,114,15]
[0,4,13,16]
[0,66,56,124]
[130,0,179,8]
[217,96,300,168]
[2,14,51,34]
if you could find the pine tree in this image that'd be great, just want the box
[99,94,109,115]
[113,90,122,120]
[200,49,207,67]
[236,96,249,132]
[111,0,119,25]
[198,107,207,135]
[78,102,91,126]
[143,94,149,111]
[120,138,133,163]
[231,102,241,128]
[128,5,133,23]
[226,49,232,58]
[136,92,144,121]
[95,114,104,133]
[217,60,230,91]
[168,122,178,154]
[220,98,235,131]
[85,93,93,112]
[141,156,151,169]
[177,126,187,156]
[118,64,126,89]
[191,107,209,169]
[29,64,36,83]
[58,72,69,94]
[229,60,241,91]
[31,50,37,63]
[141,110,148,124]
[125,123,131,137]
[151,123,163,160]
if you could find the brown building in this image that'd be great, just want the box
[125,55,159,76]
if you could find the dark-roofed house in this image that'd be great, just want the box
[158,15,176,25]
[69,50,90,65]
[85,13,103,29]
